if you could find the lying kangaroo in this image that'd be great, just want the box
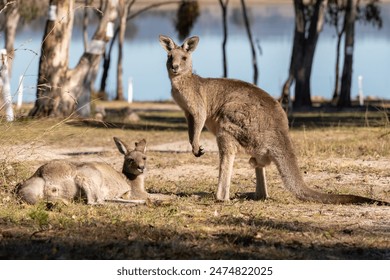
[16,137,169,205]
[159,35,389,205]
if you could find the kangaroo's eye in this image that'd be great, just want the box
[127,157,134,162]
[182,56,187,61]
[143,156,147,161]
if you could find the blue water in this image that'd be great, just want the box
[3,3,390,103]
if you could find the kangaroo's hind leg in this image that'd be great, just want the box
[249,154,271,200]
[74,166,105,205]
[16,177,45,204]
[255,167,268,200]
[216,133,237,201]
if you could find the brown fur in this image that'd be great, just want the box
[159,35,389,205]
[16,137,170,205]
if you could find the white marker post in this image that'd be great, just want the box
[0,49,14,121]
[16,75,24,109]
[127,77,133,103]
[358,75,364,106]
[48,5,57,21]
[106,22,114,39]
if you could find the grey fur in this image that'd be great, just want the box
[159,34,389,205]
[16,137,170,205]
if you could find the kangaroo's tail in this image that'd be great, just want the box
[270,138,389,206]
[293,185,390,205]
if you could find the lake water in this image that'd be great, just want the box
[3,3,390,103]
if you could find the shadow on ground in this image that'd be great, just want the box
[67,104,390,131]
[1,217,388,260]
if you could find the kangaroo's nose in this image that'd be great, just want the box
[171,64,179,71]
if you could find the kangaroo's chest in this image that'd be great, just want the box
[171,87,196,113]
[171,81,222,133]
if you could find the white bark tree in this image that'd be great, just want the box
[29,0,118,117]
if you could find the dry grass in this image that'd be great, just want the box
[0,102,389,259]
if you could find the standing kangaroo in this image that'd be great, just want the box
[159,35,389,205]
[16,137,169,205]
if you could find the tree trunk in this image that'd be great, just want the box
[293,0,327,108]
[29,0,118,118]
[116,0,132,101]
[240,0,258,85]
[219,0,229,78]
[279,5,304,112]
[338,0,356,108]
[282,0,327,109]
[69,0,117,116]
[4,1,20,76]
[330,5,347,104]
[29,0,75,117]
[83,0,90,52]
[1,50,14,121]
[292,0,308,108]
[0,1,19,111]
[99,49,112,94]
[332,30,343,102]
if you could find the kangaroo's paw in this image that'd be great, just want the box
[193,145,205,157]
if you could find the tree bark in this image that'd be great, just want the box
[1,50,14,121]
[29,0,75,117]
[116,0,134,100]
[338,0,356,108]
[219,0,229,78]
[294,0,327,108]
[281,0,327,110]
[0,0,19,110]
[69,0,117,116]
[82,0,90,52]
[29,0,118,118]
[332,30,343,102]
[99,48,112,94]
[240,0,258,85]
[279,3,304,112]
[329,2,347,104]
[4,1,20,76]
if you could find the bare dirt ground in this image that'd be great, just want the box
[0,102,390,259]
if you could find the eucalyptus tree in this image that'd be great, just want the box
[29,0,118,117]
[219,0,229,78]
[280,0,328,109]
[336,0,382,107]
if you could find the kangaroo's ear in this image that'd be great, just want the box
[182,36,199,53]
[135,139,147,153]
[159,35,176,52]
[114,137,129,155]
